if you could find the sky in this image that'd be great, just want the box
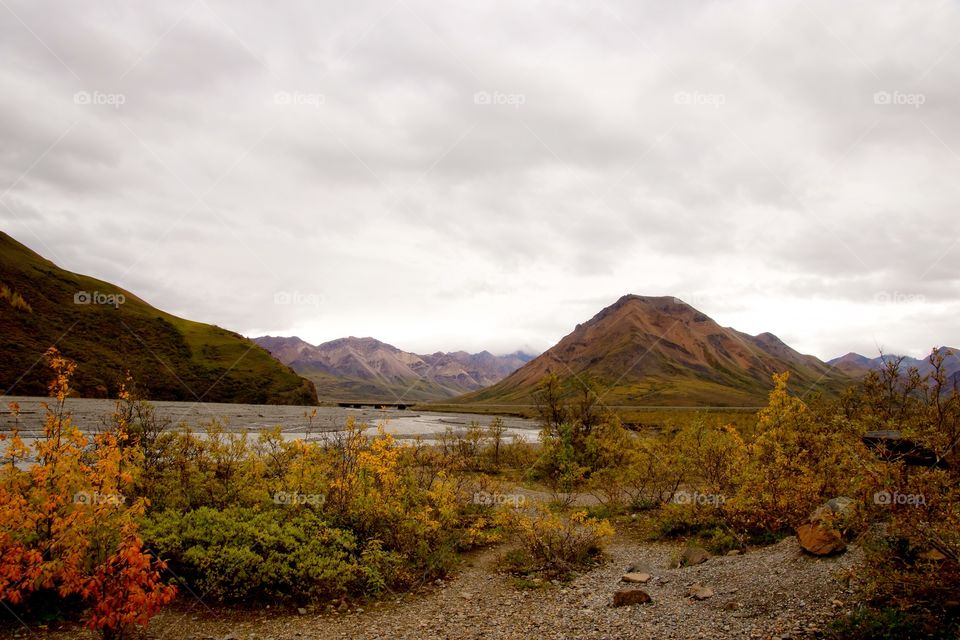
[1,0,958,361]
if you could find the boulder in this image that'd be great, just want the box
[612,589,652,607]
[797,523,845,556]
[811,497,855,524]
[680,546,711,566]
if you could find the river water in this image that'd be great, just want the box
[0,396,540,444]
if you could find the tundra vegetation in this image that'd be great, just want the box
[1,348,957,638]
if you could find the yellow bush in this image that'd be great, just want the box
[509,508,613,578]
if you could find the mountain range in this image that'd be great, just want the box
[828,349,960,380]
[253,335,533,402]
[3,230,953,409]
[0,231,317,405]
[452,295,853,407]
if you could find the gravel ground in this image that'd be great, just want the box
[12,533,862,640]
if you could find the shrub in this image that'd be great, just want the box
[0,349,174,638]
[141,507,378,603]
[508,508,613,579]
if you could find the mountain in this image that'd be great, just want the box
[828,349,960,379]
[254,335,533,402]
[0,231,317,405]
[452,295,851,407]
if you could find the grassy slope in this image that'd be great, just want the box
[0,232,317,405]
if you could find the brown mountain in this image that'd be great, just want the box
[253,335,533,402]
[453,295,851,407]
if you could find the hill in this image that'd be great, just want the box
[451,294,851,407]
[254,335,532,402]
[0,232,317,404]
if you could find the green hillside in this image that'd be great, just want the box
[0,231,317,405]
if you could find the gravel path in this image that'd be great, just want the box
[50,534,858,640]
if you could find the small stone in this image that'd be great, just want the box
[726,549,742,556]
[621,572,651,584]
[612,589,652,607]
[686,583,715,600]
[831,599,843,607]
[460,592,473,600]
[297,607,307,615]
[919,549,947,561]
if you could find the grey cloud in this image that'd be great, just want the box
[1,0,958,357]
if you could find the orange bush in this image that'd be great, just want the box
[0,348,175,638]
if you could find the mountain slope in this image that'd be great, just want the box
[0,232,317,404]
[254,335,532,402]
[453,295,850,407]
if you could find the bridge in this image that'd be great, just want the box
[336,401,412,410]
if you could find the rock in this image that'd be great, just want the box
[796,523,846,556]
[831,599,843,607]
[621,572,651,584]
[686,583,714,600]
[612,589,652,607]
[460,592,474,600]
[811,497,855,525]
[297,607,307,615]
[726,549,742,556]
[919,549,947,561]
[680,546,711,566]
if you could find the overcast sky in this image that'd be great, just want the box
[2,0,958,360]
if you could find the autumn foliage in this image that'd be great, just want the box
[0,348,175,638]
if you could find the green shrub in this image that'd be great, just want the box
[141,507,397,603]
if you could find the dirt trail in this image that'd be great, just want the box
[21,533,860,640]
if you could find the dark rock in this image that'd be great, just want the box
[612,589,652,606]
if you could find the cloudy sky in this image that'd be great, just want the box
[2,0,958,360]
